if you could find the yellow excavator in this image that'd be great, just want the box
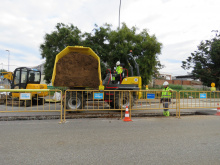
[1,67,48,106]
[0,71,13,89]
[1,72,13,82]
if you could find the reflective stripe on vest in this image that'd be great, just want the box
[116,66,123,74]
[161,87,172,98]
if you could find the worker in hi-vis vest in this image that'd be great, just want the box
[160,81,173,116]
[115,61,123,84]
[116,61,123,74]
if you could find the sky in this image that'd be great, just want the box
[0,0,219,76]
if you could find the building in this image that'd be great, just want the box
[173,74,195,81]
[158,72,172,80]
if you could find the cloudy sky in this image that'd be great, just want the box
[0,0,219,76]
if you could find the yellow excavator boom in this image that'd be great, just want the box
[0,72,13,81]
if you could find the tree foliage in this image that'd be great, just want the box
[106,23,162,85]
[40,23,162,85]
[182,33,220,87]
[0,69,7,72]
[40,23,82,83]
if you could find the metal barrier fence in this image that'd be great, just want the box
[0,89,63,123]
[135,90,178,113]
[63,90,179,121]
[1,89,219,122]
[179,91,220,117]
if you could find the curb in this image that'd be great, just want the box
[0,112,198,121]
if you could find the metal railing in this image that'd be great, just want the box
[1,89,219,122]
[179,91,220,117]
[0,89,63,123]
[63,90,179,121]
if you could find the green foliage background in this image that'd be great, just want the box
[40,23,162,85]
[182,33,220,88]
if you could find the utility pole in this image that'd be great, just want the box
[5,50,10,71]
[119,0,121,30]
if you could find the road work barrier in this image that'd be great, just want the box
[2,89,219,122]
[179,91,220,117]
[63,90,179,121]
[0,89,63,123]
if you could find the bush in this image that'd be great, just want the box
[168,84,183,90]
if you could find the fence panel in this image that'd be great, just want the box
[63,89,179,121]
[131,90,178,114]
[179,91,220,117]
[0,89,63,122]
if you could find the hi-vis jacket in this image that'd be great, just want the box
[116,66,123,74]
[161,87,172,99]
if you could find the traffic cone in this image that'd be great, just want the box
[123,106,132,122]
[216,103,220,116]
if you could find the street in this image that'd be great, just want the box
[0,116,220,165]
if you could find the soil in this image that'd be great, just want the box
[54,52,100,88]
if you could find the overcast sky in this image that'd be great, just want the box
[0,0,219,76]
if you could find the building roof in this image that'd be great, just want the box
[175,75,194,79]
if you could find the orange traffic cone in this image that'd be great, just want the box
[216,103,220,116]
[123,106,132,122]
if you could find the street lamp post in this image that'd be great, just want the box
[118,0,122,45]
[5,50,10,71]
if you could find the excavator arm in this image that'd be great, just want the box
[0,72,13,84]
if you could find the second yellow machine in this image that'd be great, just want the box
[9,67,48,106]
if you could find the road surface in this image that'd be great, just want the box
[0,116,220,165]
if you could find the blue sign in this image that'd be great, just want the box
[94,93,104,99]
[20,93,31,100]
[147,93,155,99]
[200,93,207,99]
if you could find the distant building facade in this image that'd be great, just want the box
[158,72,172,80]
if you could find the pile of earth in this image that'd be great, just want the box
[54,52,100,88]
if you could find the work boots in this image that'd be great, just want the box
[163,111,170,117]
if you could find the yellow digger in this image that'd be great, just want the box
[0,71,13,88]
[3,67,48,106]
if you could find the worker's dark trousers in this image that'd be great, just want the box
[162,98,171,111]
[115,74,121,84]
[163,102,169,111]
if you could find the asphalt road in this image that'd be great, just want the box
[0,116,220,165]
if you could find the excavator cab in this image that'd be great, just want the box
[10,67,48,106]
[103,51,142,109]
[12,67,41,89]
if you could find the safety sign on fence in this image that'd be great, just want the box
[200,93,207,99]
[147,93,155,99]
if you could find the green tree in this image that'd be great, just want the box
[40,23,82,83]
[107,23,162,85]
[83,24,111,61]
[82,24,111,79]
[82,23,162,84]
[0,69,7,72]
[40,23,162,85]
[182,33,220,88]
